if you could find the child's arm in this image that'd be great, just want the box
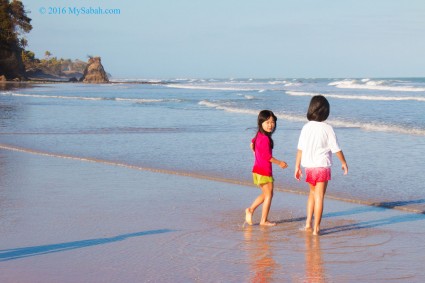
[335,151,348,175]
[270,157,288,169]
[294,149,302,180]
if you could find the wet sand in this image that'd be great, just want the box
[0,149,424,282]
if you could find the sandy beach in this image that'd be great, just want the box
[2,0,425,281]
[0,148,424,282]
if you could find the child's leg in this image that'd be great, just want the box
[259,182,275,226]
[246,193,265,225]
[249,193,265,213]
[312,181,328,235]
[305,184,315,229]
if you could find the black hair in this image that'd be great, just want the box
[307,95,330,122]
[254,110,277,149]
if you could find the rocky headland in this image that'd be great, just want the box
[80,57,109,83]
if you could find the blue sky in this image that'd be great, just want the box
[24,0,425,79]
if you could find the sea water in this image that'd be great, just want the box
[0,78,424,212]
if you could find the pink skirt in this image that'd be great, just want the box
[305,167,331,186]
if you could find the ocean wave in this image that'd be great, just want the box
[329,79,425,92]
[198,100,306,122]
[286,91,425,102]
[2,92,105,101]
[166,80,306,92]
[1,143,423,214]
[268,79,302,87]
[199,100,259,115]
[109,78,164,83]
[328,119,425,136]
[236,93,256,100]
[0,127,184,135]
[0,92,180,104]
[166,84,258,91]
[267,80,288,85]
[198,100,425,136]
[115,98,181,104]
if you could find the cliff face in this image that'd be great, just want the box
[81,57,109,83]
[0,48,26,80]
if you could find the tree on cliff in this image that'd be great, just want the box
[0,0,32,79]
[0,0,31,48]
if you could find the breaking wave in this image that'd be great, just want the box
[198,100,425,136]
[166,84,259,92]
[0,92,180,104]
[329,79,425,92]
[286,91,425,102]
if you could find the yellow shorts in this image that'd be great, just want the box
[252,173,274,185]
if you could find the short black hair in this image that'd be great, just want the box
[307,95,330,122]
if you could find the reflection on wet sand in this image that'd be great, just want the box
[304,234,325,282]
[244,226,279,282]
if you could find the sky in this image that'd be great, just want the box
[22,0,425,79]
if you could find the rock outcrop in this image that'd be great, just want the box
[80,57,109,83]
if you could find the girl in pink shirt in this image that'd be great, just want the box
[245,110,288,226]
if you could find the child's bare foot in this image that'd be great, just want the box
[300,226,313,232]
[312,229,320,236]
[260,221,276,227]
[245,208,253,225]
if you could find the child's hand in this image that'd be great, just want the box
[294,168,302,181]
[342,163,348,175]
[279,161,288,169]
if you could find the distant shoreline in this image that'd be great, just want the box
[0,79,168,92]
[0,79,168,85]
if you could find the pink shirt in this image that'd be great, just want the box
[252,132,273,176]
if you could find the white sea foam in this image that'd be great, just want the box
[166,84,258,91]
[3,93,104,101]
[198,100,258,116]
[108,78,164,83]
[286,91,425,102]
[199,100,425,136]
[268,80,287,85]
[284,82,302,87]
[115,98,181,103]
[328,119,425,136]
[198,100,306,122]
[330,79,425,92]
[0,92,180,103]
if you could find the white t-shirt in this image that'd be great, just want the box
[297,121,341,168]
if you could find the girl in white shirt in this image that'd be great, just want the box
[295,95,348,235]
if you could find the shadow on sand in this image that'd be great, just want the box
[324,199,425,219]
[321,213,425,235]
[371,199,425,212]
[0,229,175,262]
[276,199,425,235]
[321,199,425,235]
